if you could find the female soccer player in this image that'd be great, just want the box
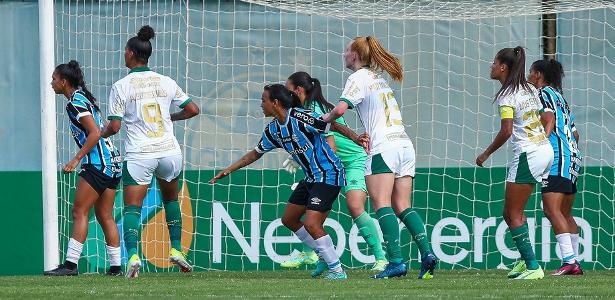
[210,84,366,280]
[476,47,554,280]
[281,71,388,273]
[101,25,200,278]
[528,59,583,275]
[45,60,122,276]
[323,36,438,279]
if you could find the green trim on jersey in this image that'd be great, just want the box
[514,152,539,184]
[129,66,151,74]
[179,98,192,109]
[122,161,139,186]
[107,116,122,120]
[340,98,354,109]
[370,153,393,175]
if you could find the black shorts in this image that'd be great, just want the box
[79,164,121,195]
[541,175,577,194]
[288,180,342,212]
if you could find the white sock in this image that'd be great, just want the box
[294,226,317,249]
[66,238,84,264]
[556,233,576,264]
[106,245,121,267]
[570,233,580,259]
[314,235,343,273]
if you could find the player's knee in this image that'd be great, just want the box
[72,206,88,222]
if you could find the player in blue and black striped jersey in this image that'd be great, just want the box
[529,59,583,276]
[210,84,367,280]
[44,61,122,277]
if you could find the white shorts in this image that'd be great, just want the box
[365,146,416,178]
[506,145,554,184]
[123,154,183,185]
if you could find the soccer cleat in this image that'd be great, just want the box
[418,253,438,279]
[552,262,584,276]
[106,266,123,276]
[507,260,527,278]
[371,259,388,272]
[125,254,141,278]
[324,271,348,280]
[514,266,545,280]
[169,248,193,273]
[372,262,407,279]
[43,264,78,276]
[281,251,319,269]
[311,260,328,278]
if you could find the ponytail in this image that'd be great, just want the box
[287,71,335,112]
[494,46,531,100]
[55,60,100,111]
[531,58,565,94]
[352,36,403,82]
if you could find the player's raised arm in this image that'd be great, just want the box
[209,150,263,184]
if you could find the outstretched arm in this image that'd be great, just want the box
[209,150,263,183]
[476,118,513,167]
[322,101,349,123]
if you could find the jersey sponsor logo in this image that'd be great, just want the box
[290,110,316,125]
[278,134,299,144]
[288,144,311,156]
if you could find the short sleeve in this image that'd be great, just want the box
[340,74,365,109]
[539,89,556,113]
[107,84,125,120]
[171,80,192,108]
[255,126,281,154]
[66,100,92,122]
[290,108,330,134]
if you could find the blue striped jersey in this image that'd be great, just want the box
[539,86,581,181]
[255,107,346,186]
[66,90,122,177]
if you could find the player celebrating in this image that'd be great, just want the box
[323,36,438,279]
[210,84,366,280]
[282,71,388,273]
[528,59,583,275]
[476,47,554,280]
[45,60,122,276]
[102,25,200,278]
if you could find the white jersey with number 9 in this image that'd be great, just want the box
[340,68,413,156]
[107,67,192,160]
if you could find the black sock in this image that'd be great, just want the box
[64,261,77,270]
[109,265,121,272]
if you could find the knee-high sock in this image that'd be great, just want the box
[510,223,539,270]
[123,205,142,257]
[314,235,343,273]
[399,208,432,257]
[376,207,403,264]
[354,212,386,260]
[163,199,183,250]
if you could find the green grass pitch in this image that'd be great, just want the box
[2,270,614,298]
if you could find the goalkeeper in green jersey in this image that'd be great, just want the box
[280,71,388,274]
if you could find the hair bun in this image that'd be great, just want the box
[137,25,155,41]
[68,60,80,68]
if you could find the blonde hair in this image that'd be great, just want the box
[351,36,403,81]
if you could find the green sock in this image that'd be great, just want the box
[376,207,403,264]
[163,199,183,250]
[510,223,539,270]
[399,208,432,257]
[123,205,142,257]
[355,212,386,261]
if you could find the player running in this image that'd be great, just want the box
[210,84,366,280]
[45,60,122,276]
[102,25,200,278]
[528,59,583,275]
[281,71,388,273]
[323,36,438,279]
[476,47,554,280]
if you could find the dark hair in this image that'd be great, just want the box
[264,84,301,109]
[126,25,155,63]
[494,46,532,100]
[288,71,335,112]
[531,59,565,94]
[54,60,99,110]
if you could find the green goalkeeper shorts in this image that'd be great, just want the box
[342,155,367,194]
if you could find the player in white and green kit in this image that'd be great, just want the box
[476,47,554,280]
[101,26,200,278]
[323,36,438,279]
[280,71,388,273]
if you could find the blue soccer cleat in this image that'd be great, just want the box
[418,253,438,279]
[372,261,407,279]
